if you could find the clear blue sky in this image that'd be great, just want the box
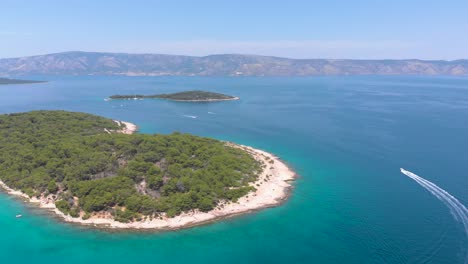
[1,0,468,59]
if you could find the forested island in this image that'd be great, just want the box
[0,111,294,229]
[0,78,46,85]
[109,90,239,102]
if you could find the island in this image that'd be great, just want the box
[0,110,294,229]
[0,77,46,85]
[108,90,239,102]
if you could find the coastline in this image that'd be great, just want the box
[0,121,296,230]
[115,120,138,134]
[0,78,47,85]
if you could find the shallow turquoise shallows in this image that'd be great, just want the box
[0,76,467,264]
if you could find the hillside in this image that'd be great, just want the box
[1,51,467,76]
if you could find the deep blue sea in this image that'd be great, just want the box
[0,76,467,264]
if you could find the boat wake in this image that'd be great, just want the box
[183,115,198,119]
[401,168,468,262]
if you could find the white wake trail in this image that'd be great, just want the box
[401,168,468,236]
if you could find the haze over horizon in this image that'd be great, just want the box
[2,0,468,60]
[2,50,468,62]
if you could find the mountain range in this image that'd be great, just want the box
[0,51,467,76]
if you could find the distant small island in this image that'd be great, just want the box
[108,90,239,102]
[0,77,46,85]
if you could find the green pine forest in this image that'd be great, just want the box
[109,90,236,101]
[0,111,261,222]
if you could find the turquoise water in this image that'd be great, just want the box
[0,76,467,263]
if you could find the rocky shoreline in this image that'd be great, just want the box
[0,121,296,230]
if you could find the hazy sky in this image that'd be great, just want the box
[1,0,467,59]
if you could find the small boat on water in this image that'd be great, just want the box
[16,214,22,218]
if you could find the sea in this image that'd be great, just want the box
[0,75,466,264]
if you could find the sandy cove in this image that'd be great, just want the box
[0,121,296,230]
[114,120,138,134]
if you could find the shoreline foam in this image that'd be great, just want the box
[0,121,296,230]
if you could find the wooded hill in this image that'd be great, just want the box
[0,111,260,222]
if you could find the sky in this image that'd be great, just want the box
[1,0,468,59]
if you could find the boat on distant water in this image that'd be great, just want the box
[16,214,22,218]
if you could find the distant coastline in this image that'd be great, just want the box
[0,78,46,85]
[2,51,467,76]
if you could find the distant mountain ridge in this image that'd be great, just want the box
[1,51,467,76]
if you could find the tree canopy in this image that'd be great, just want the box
[109,90,237,101]
[0,110,260,222]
